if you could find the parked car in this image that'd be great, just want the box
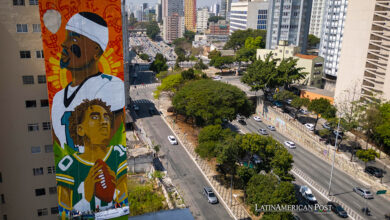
[353,187,374,199]
[273,101,283,108]
[267,125,276,131]
[305,123,315,131]
[212,75,222,80]
[285,99,293,105]
[203,187,218,204]
[322,122,331,130]
[327,201,348,218]
[252,154,262,164]
[364,166,384,178]
[299,109,309,115]
[238,119,246,125]
[300,185,317,204]
[253,116,262,122]
[284,141,296,149]
[259,129,268,135]
[133,104,140,111]
[148,107,156,115]
[167,135,178,145]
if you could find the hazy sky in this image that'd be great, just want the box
[126,0,220,9]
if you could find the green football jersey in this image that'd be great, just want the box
[56,145,128,212]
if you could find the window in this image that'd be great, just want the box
[28,123,39,131]
[50,207,59,214]
[40,99,49,107]
[1,194,4,204]
[29,0,38,5]
[42,122,51,130]
[13,0,25,6]
[20,51,31,59]
[22,75,34,84]
[37,208,48,216]
[16,24,28,33]
[35,188,46,196]
[33,167,43,176]
[32,24,41,32]
[3,215,7,220]
[47,166,55,174]
[25,100,37,108]
[44,145,53,153]
[36,50,44,59]
[31,146,41,154]
[37,75,46,83]
[49,187,57,195]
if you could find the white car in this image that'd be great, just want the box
[299,109,309,115]
[300,185,317,204]
[284,141,296,149]
[304,123,315,131]
[253,116,262,122]
[168,135,178,145]
[267,125,276,131]
[212,75,222,81]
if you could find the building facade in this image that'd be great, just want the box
[335,0,390,103]
[266,0,313,54]
[0,1,58,219]
[212,3,220,16]
[209,20,230,35]
[184,0,196,32]
[309,0,327,38]
[220,0,232,19]
[162,0,185,42]
[229,0,269,33]
[156,2,163,23]
[196,8,210,33]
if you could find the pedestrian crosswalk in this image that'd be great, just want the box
[130,83,160,89]
[131,99,153,104]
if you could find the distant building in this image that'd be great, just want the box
[220,0,232,19]
[229,0,269,33]
[257,41,324,88]
[185,0,196,32]
[156,3,163,22]
[266,0,312,54]
[196,8,210,33]
[192,34,229,48]
[211,3,220,16]
[209,20,230,35]
[162,0,185,42]
[309,0,327,38]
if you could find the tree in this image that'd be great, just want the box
[174,47,186,58]
[208,16,225,23]
[308,98,336,131]
[216,136,243,177]
[154,74,183,98]
[211,56,235,72]
[376,102,390,153]
[146,21,160,40]
[270,147,294,181]
[172,79,253,126]
[236,47,256,72]
[183,30,196,41]
[359,102,383,149]
[356,149,379,167]
[273,90,297,103]
[290,97,310,119]
[139,53,149,61]
[194,59,208,70]
[277,57,307,88]
[237,166,256,189]
[307,34,320,48]
[196,125,236,158]
[224,29,267,51]
[181,68,195,80]
[244,36,264,50]
[150,53,168,73]
[128,184,165,216]
[129,12,137,27]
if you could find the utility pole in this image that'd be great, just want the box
[328,118,340,196]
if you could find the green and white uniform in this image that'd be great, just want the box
[56,145,128,212]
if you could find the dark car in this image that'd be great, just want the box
[273,101,283,108]
[327,201,348,218]
[364,166,384,178]
[238,119,246,125]
[148,107,156,115]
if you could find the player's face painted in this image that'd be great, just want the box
[77,105,111,145]
[60,30,101,71]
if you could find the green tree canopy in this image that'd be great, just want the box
[224,29,266,50]
[172,79,253,126]
[129,12,137,27]
[307,34,320,48]
[208,16,225,23]
[273,90,297,103]
[244,36,264,50]
[356,149,379,167]
[196,124,236,159]
[211,56,235,72]
[150,53,168,73]
[139,53,149,61]
[194,59,208,70]
[376,102,390,153]
[128,184,165,216]
[154,74,183,98]
[146,21,160,40]
[291,97,310,119]
[308,98,336,131]
[181,68,195,80]
[184,30,196,41]
[277,57,307,87]
[236,47,256,63]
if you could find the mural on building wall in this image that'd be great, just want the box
[38,0,128,218]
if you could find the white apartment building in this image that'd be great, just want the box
[266,0,312,54]
[196,8,210,33]
[229,0,269,33]
[335,0,390,103]
[309,0,327,38]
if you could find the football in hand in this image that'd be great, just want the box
[94,159,116,203]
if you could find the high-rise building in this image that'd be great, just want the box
[266,0,313,54]
[212,3,220,16]
[0,1,58,219]
[220,0,232,19]
[335,0,390,103]
[318,0,348,91]
[162,0,185,42]
[196,8,210,33]
[209,20,230,35]
[229,0,269,33]
[156,3,163,22]
[185,0,196,32]
[309,0,327,38]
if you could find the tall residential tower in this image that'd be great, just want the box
[185,0,196,32]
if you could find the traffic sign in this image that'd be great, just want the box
[376,190,387,195]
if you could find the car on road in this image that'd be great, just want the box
[133,104,140,111]
[285,99,293,105]
[284,141,296,149]
[267,125,276,131]
[353,187,374,199]
[304,123,315,131]
[327,201,348,218]
[167,135,178,145]
[148,107,156,115]
[212,75,222,80]
[203,187,218,204]
[253,116,262,122]
[364,166,384,178]
[300,185,317,204]
[238,119,246,125]
[259,129,268,135]
[322,122,331,130]
[273,101,283,108]
[299,109,309,115]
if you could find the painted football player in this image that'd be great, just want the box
[56,99,127,214]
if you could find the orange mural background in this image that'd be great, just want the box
[38,0,124,108]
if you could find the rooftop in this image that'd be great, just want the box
[295,54,318,60]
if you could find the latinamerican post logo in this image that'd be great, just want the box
[255,204,332,213]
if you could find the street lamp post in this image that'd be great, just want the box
[328,118,341,196]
